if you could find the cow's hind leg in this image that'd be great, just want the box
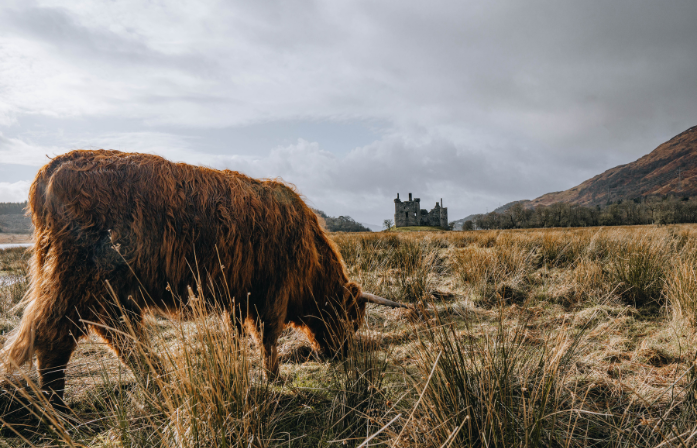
[244,313,282,379]
[35,332,78,410]
[263,336,279,379]
[257,319,284,380]
[30,291,86,409]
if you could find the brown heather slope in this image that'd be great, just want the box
[531,125,697,207]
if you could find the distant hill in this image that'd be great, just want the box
[0,214,32,234]
[312,209,372,232]
[451,126,697,227]
[531,125,697,207]
[450,217,474,231]
[360,222,382,232]
[0,202,27,215]
[0,201,31,233]
[491,200,533,214]
[451,200,531,230]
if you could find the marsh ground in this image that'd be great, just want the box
[2,225,697,447]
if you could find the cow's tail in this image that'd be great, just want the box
[0,291,39,374]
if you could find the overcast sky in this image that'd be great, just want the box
[1,0,696,226]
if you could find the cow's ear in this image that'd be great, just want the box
[343,282,365,325]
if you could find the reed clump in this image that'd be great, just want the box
[407,315,586,447]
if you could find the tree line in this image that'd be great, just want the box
[465,196,697,230]
[312,209,372,232]
[0,202,27,215]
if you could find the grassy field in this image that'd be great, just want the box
[2,225,697,446]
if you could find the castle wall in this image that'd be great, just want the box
[428,203,441,226]
[419,209,429,226]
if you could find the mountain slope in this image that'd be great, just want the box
[531,125,697,207]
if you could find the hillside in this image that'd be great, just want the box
[531,125,697,207]
[451,200,532,230]
[0,214,32,234]
[311,209,372,232]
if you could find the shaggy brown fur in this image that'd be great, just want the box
[0,150,365,403]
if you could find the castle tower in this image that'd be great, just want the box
[394,192,420,227]
[439,198,448,229]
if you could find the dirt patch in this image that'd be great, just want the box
[0,234,32,244]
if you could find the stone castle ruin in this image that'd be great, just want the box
[394,193,448,228]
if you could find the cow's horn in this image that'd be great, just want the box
[361,292,409,309]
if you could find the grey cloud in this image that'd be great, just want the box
[0,163,39,183]
[3,1,695,137]
[0,180,31,202]
[2,4,218,76]
[209,135,581,222]
[0,0,696,221]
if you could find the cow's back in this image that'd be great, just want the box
[30,150,325,310]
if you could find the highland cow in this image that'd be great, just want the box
[0,150,405,405]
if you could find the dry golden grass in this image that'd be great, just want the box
[2,225,697,446]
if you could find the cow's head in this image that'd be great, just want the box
[310,281,409,358]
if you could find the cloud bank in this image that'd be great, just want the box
[0,0,695,222]
[0,181,31,203]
